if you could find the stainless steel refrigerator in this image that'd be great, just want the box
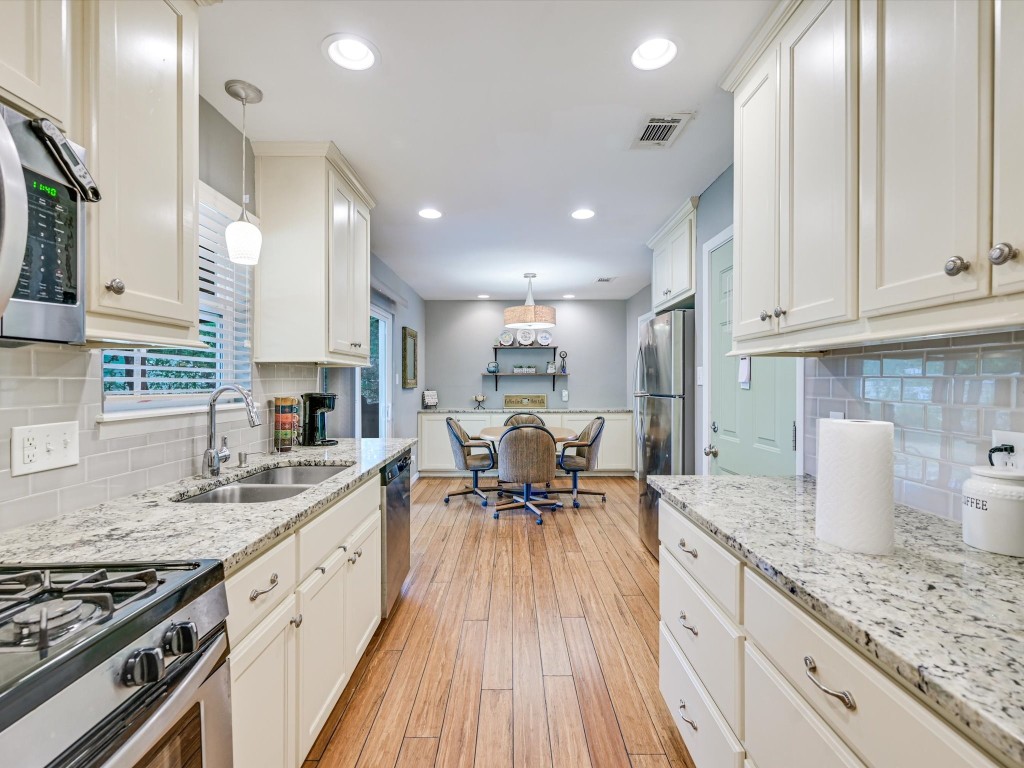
[635,309,695,557]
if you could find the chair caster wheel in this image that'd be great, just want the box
[573,500,581,509]
[536,517,543,525]
[482,499,488,507]
[444,497,450,504]
[497,491,504,497]
[602,496,607,502]
[493,512,499,519]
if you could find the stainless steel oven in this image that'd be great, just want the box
[0,102,94,345]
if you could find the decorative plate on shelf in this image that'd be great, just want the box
[516,329,536,346]
[536,331,553,346]
[498,330,515,346]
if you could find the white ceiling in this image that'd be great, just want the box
[198,0,772,300]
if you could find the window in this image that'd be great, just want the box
[101,184,254,413]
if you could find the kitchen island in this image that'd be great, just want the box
[648,473,1024,768]
[0,437,416,574]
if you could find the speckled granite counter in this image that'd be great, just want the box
[647,474,1024,767]
[418,408,632,413]
[0,438,416,574]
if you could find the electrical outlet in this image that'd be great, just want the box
[991,430,1024,469]
[829,411,845,420]
[11,422,79,477]
[561,389,569,402]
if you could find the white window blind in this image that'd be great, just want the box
[101,184,254,412]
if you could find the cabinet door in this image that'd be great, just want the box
[328,170,354,355]
[734,49,780,340]
[992,0,1024,295]
[596,414,635,472]
[778,0,858,332]
[652,243,673,308]
[0,0,69,125]
[343,512,382,665]
[296,549,349,760]
[418,415,457,471]
[669,214,695,300]
[231,593,297,768]
[84,0,199,333]
[859,0,991,315]
[347,200,371,357]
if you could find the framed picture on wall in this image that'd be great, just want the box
[402,327,418,388]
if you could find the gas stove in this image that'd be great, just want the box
[0,560,229,767]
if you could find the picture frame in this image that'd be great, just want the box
[402,327,418,388]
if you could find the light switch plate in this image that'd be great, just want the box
[561,389,569,402]
[991,430,1024,469]
[11,422,79,476]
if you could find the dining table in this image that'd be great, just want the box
[476,425,578,444]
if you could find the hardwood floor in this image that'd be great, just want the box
[303,476,695,768]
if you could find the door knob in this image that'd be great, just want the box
[989,242,1019,266]
[105,277,126,295]
[703,445,718,458]
[943,256,970,276]
[759,309,771,322]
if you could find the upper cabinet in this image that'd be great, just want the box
[253,142,374,366]
[649,197,697,312]
[726,0,1022,355]
[0,0,71,126]
[79,0,202,348]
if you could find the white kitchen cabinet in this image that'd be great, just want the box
[559,413,634,472]
[296,548,349,760]
[253,142,375,365]
[991,0,1024,296]
[733,48,780,341]
[777,0,857,332]
[858,0,991,315]
[0,0,70,126]
[417,413,491,472]
[231,593,298,768]
[342,511,383,665]
[80,0,202,348]
[649,198,697,311]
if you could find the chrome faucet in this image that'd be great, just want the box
[204,385,262,476]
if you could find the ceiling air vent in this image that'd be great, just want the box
[595,276,616,283]
[630,112,694,149]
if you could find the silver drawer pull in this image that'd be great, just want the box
[943,255,970,276]
[355,548,363,558]
[677,538,698,558]
[678,611,698,637]
[105,277,126,295]
[348,554,358,564]
[317,566,327,575]
[990,242,1019,265]
[290,614,303,628]
[248,572,279,602]
[677,700,698,731]
[804,656,856,710]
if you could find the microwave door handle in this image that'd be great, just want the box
[0,115,27,318]
[31,119,101,202]
[104,632,228,768]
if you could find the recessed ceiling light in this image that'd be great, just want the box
[563,294,576,299]
[631,38,677,70]
[571,208,595,220]
[418,208,442,219]
[322,34,379,71]
[478,294,490,299]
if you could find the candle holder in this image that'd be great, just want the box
[472,393,487,410]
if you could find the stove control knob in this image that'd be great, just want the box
[122,647,165,687]
[163,621,200,657]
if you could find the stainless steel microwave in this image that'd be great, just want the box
[0,103,94,345]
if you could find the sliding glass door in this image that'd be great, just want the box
[359,307,391,438]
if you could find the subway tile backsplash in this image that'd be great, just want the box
[0,345,319,532]
[804,331,1024,521]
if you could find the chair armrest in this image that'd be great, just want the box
[464,439,492,448]
[559,442,581,467]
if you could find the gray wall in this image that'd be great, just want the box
[425,300,627,409]
[199,96,256,213]
[626,285,652,403]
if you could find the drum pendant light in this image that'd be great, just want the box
[504,273,556,329]
[224,80,263,265]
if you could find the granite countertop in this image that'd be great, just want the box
[0,438,416,575]
[647,474,1024,767]
[418,408,632,413]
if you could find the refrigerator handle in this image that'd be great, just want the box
[633,344,647,398]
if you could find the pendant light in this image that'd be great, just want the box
[224,79,263,265]
[504,272,556,329]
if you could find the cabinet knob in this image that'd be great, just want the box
[759,309,771,322]
[773,306,786,318]
[105,277,126,295]
[943,256,971,276]
[290,614,303,628]
[989,242,1019,266]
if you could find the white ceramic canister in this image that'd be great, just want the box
[962,465,1024,557]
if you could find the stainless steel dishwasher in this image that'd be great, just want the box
[381,450,412,617]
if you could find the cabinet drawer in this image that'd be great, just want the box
[298,477,380,578]
[659,500,743,621]
[660,623,745,768]
[227,537,297,642]
[660,545,744,737]
[743,571,998,767]
[744,643,863,768]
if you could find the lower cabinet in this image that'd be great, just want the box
[227,476,383,768]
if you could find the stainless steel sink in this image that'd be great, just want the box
[182,484,310,504]
[235,465,349,486]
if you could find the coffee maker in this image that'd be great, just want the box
[300,392,338,446]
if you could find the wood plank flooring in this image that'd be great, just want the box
[305,476,695,768]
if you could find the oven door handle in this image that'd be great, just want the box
[104,632,228,768]
[0,114,27,319]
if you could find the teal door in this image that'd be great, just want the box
[708,239,798,476]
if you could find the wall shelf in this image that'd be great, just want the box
[487,344,567,390]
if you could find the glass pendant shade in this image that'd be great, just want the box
[226,217,262,266]
[504,273,556,329]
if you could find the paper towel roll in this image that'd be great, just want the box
[815,419,895,555]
